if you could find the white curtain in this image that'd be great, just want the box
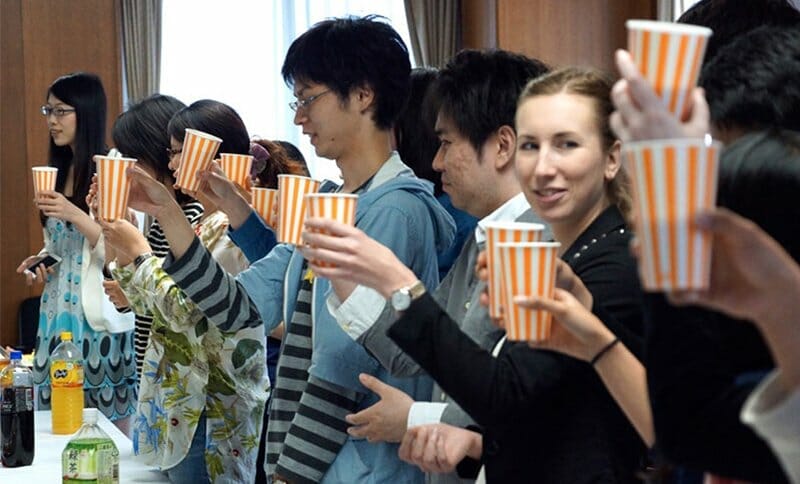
[120,0,162,105]
[159,0,413,181]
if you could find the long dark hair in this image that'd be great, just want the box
[112,94,190,204]
[46,72,107,217]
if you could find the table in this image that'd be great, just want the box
[0,410,169,482]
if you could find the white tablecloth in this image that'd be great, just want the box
[0,410,169,482]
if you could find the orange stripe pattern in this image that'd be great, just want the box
[32,166,58,195]
[625,139,721,291]
[219,153,254,189]
[305,193,359,267]
[95,155,137,221]
[627,20,711,118]
[175,129,223,192]
[483,222,546,318]
[277,175,320,245]
[252,187,278,227]
[497,242,560,341]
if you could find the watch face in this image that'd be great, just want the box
[391,289,411,311]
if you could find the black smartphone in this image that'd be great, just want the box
[24,254,62,274]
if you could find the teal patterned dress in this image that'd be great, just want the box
[32,217,138,421]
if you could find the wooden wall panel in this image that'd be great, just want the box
[0,0,122,347]
[0,0,32,348]
[496,0,656,71]
[462,0,497,50]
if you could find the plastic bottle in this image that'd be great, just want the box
[62,408,119,483]
[1,350,35,467]
[50,331,84,434]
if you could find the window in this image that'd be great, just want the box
[160,0,414,180]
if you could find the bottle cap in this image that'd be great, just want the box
[60,331,73,341]
[82,408,98,425]
[10,350,22,360]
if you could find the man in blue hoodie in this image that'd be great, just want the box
[127,15,455,484]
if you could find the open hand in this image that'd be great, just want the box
[345,373,412,443]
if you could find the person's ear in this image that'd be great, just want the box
[604,140,622,181]
[354,84,376,114]
[493,125,517,170]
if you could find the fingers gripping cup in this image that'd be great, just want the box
[252,187,279,227]
[219,153,254,189]
[624,138,721,291]
[174,129,223,192]
[277,175,320,245]
[94,155,137,221]
[626,20,712,118]
[497,242,561,341]
[304,193,359,267]
[32,166,58,195]
[484,222,547,319]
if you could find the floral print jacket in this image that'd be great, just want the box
[114,216,269,483]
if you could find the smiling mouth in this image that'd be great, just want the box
[533,188,567,203]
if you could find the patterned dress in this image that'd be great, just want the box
[115,212,268,483]
[32,218,138,421]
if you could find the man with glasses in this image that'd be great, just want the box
[149,15,455,483]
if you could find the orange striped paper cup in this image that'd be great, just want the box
[624,138,722,291]
[32,166,58,195]
[219,153,254,189]
[252,187,279,228]
[497,241,561,341]
[626,20,712,118]
[94,155,137,221]
[277,175,320,245]
[484,222,547,319]
[305,193,359,267]
[174,129,223,192]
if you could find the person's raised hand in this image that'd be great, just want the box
[126,165,177,218]
[36,190,83,224]
[99,218,151,265]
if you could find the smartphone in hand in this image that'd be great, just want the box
[24,254,62,275]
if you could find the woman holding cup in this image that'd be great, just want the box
[98,100,285,483]
[16,73,138,427]
[301,68,648,482]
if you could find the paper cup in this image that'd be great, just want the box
[305,193,359,268]
[252,187,279,227]
[277,175,320,245]
[626,20,712,118]
[484,222,547,319]
[32,166,58,195]
[624,138,722,291]
[497,242,560,341]
[219,153,254,189]
[174,129,223,191]
[94,155,137,221]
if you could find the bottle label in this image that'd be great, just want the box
[1,387,34,413]
[51,360,84,388]
[63,440,120,480]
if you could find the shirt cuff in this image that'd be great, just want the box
[741,370,800,444]
[407,402,448,428]
[326,285,387,340]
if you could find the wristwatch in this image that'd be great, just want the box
[133,252,154,269]
[390,280,426,311]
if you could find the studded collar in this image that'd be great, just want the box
[561,205,629,263]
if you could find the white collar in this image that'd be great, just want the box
[475,192,529,244]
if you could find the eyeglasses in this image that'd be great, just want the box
[289,90,330,112]
[166,147,182,158]
[41,105,76,117]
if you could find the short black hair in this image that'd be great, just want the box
[167,99,250,156]
[678,0,800,65]
[433,49,549,153]
[701,25,800,133]
[281,15,411,130]
[718,129,800,263]
[112,94,190,204]
[47,72,107,215]
[275,140,307,167]
[395,68,442,196]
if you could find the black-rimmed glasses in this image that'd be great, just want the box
[289,90,331,112]
[41,105,76,117]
